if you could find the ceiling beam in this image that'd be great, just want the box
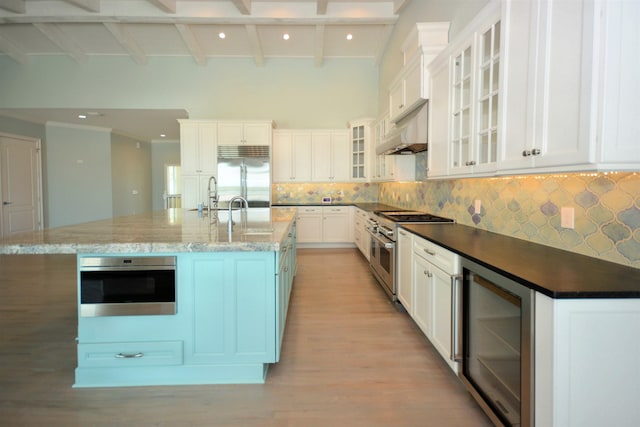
[314,24,324,67]
[316,0,328,15]
[146,0,177,14]
[62,0,101,13]
[104,23,148,65]
[245,24,263,67]
[0,0,25,14]
[0,32,29,64]
[231,0,251,15]
[175,24,206,65]
[393,0,410,14]
[33,23,87,63]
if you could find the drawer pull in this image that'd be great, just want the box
[115,352,144,359]
[423,248,436,256]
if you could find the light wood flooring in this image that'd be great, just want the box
[0,249,492,426]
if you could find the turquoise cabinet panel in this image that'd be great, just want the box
[181,252,277,365]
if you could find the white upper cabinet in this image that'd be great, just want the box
[389,22,450,124]
[499,0,640,173]
[311,130,350,182]
[217,121,272,146]
[427,3,501,178]
[272,130,312,183]
[349,119,374,181]
[179,120,217,175]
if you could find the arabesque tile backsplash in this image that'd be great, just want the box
[273,172,639,268]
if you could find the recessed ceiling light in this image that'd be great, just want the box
[160,133,166,138]
[78,114,87,119]
[283,33,290,41]
[218,32,226,39]
[346,33,353,41]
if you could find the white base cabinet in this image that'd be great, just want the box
[398,229,460,373]
[353,207,371,260]
[295,206,353,245]
[535,294,640,427]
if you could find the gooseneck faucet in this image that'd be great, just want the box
[207,176,218,212]
[228,195,249,238]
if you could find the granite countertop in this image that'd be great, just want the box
[401,223,640,299]
[0,208,297,254]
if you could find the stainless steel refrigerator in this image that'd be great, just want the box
[216,145,271,208]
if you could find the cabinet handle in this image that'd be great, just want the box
[399,230,407,236]
[399,104,404,109]
[115,352,144,359]
[465,160,476,166]
[532,148,541,156]
[522,150,532,157]
[423,248,436,256]
[450,274,463,362]
[427,271,433,278]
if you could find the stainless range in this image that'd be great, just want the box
[366,210,454,301]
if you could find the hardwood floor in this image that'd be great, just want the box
[0,249,492,426]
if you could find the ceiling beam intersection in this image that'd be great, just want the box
[62,0,101,13]
[104,22,148,65]
[0,32,29,64]
[146,0,177,14]
[175,23,206,65]
[0,0,25,14]
[231,0,251,15]
[33,22,87,63]
[316,0,328,15]
[245,24,264,67]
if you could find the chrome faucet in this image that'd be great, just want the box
[207,176,218,212]
[228,195,249,238]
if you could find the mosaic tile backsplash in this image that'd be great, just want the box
[378,172,639,268]
[273,172,639,268]
[273,182,379,205]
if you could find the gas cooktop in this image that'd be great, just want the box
[376,211,454,223]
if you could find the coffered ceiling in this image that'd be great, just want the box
[0,0,408,66]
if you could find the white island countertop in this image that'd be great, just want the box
[0,208,297,254]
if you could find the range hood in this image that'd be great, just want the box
[376,99,429,155]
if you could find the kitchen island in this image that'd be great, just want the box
[0,208,297,387]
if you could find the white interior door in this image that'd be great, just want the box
[0,135,43,237]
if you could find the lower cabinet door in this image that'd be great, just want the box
[412,254,433,337]
[77,341,183,367]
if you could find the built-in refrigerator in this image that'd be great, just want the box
[216,145,271,208]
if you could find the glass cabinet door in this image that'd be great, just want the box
[477,21,501,167]
[451,46,472,171]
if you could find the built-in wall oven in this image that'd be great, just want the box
[367,211,454,301]
[79,256,177,317]
[459,258,534,427]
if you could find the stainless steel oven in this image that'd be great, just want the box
[459,258,534,427]
[79,256,177,317]
[366,210,453,301]
[367,225,395,299]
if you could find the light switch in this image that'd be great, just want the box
[561,207,574,229]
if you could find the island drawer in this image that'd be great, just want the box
[77,341,183,368]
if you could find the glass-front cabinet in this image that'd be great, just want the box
[349,119,373,181]
[449,17,501,176]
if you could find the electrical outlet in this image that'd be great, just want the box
[474,199,481,214]
[561,207,574,229]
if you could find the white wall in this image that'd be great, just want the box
[111,134,152,217]
[0,56,380,129]
[45,123,112,227]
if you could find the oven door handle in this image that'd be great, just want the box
[367,229,395,249]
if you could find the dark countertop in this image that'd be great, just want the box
[401,223,640,299]
[272,202,399,212]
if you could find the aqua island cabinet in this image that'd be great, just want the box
[0,208,297,387]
